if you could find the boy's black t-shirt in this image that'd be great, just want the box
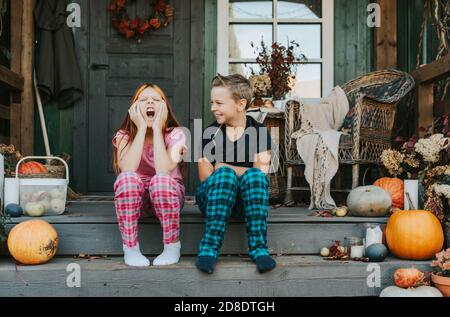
[200,116,272,168]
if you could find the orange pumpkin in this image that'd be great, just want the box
[7,220,58,265]
[18,161,48,175]
[386,210,444,260]
[393,268,425,288]
[374,177,404,209]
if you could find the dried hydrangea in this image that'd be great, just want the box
[404,153,421,168]
[431,249,450,276]
[381,149,404,177]
[433,184,450,199]
[249,74,271,97]
[414,134,449,163]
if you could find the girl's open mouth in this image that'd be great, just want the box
[146,109,155,118]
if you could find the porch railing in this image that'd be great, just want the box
[410,53,450,137]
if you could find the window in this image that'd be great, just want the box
[217,0,334,99]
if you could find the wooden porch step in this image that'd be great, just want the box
[5,201,388,257]
[0,255,430,297]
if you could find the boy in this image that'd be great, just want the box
[196,74,276,274]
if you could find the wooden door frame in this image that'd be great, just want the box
[72,0,204,194]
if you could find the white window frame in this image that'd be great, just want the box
[217,0,334,99]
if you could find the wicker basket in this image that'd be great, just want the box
[269,175,287,202]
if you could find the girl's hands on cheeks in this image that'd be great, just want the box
[129,100,147,131]
[152,100,168,131]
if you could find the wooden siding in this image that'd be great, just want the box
[334,0,374,86]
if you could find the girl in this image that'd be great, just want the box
[112,84,187,267]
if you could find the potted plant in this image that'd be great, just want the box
[431,248,450,297]
[250,39,306,109]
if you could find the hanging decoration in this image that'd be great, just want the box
[109,0,174,43]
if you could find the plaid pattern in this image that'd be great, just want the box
[114,172,184,247]
[196,166,270,260]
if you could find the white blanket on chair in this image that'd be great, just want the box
[291,86,349,210]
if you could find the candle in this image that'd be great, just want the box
[4,178,19,206]
[351,245,365,258]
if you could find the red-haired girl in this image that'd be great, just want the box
[112,84,187,267]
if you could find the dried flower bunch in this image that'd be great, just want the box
[0,144,23,177]
[431,248,450,278]
[249,74,271,98]
[382,134,449,179]
[250,39,306,100]
[415,134,449,163]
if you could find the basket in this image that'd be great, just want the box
[16,156,69,216]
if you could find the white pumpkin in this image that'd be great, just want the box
[380,286,443,297]
[347,185,392,217]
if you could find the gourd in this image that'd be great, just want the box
[347,186,392,217]
[25,202,45,217]
[393,268,425,288]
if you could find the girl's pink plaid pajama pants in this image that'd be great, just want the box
[114,171,185,247]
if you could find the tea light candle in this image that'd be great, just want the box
[350,245,365,258]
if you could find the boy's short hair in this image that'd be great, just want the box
[211,73,253,109]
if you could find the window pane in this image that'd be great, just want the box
[292,63,321,98]
[229,24,272,59]
[229,63,261,78]
[278,0,322,19]
[229,0,273,19]
[277,24,321,59]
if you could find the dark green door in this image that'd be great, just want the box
[85,0,192,193]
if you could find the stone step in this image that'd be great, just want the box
[5,201,388,256]
[0,255,430,297]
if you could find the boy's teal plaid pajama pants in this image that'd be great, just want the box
[195,166,271,261]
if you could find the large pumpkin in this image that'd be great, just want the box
[18,161,48,175]
[347,185,392,217]
[386,210,444,260]
[374,177,404,209]
[7,220,58,265]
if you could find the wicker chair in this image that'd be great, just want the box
[284,69,415,202]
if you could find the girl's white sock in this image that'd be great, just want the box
[123,244,150,267]
[153,241,181,266]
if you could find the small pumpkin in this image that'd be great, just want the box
[365,243,389,262]
[374,177,404,209]
[7,220,58,265]
[18,161,48,175]
[386,210,444,260]
[347,185,392,217]
[380,286,443,297]
[393,268,425,288]
[5,203,23,218]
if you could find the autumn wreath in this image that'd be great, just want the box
[109,0,174,42]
